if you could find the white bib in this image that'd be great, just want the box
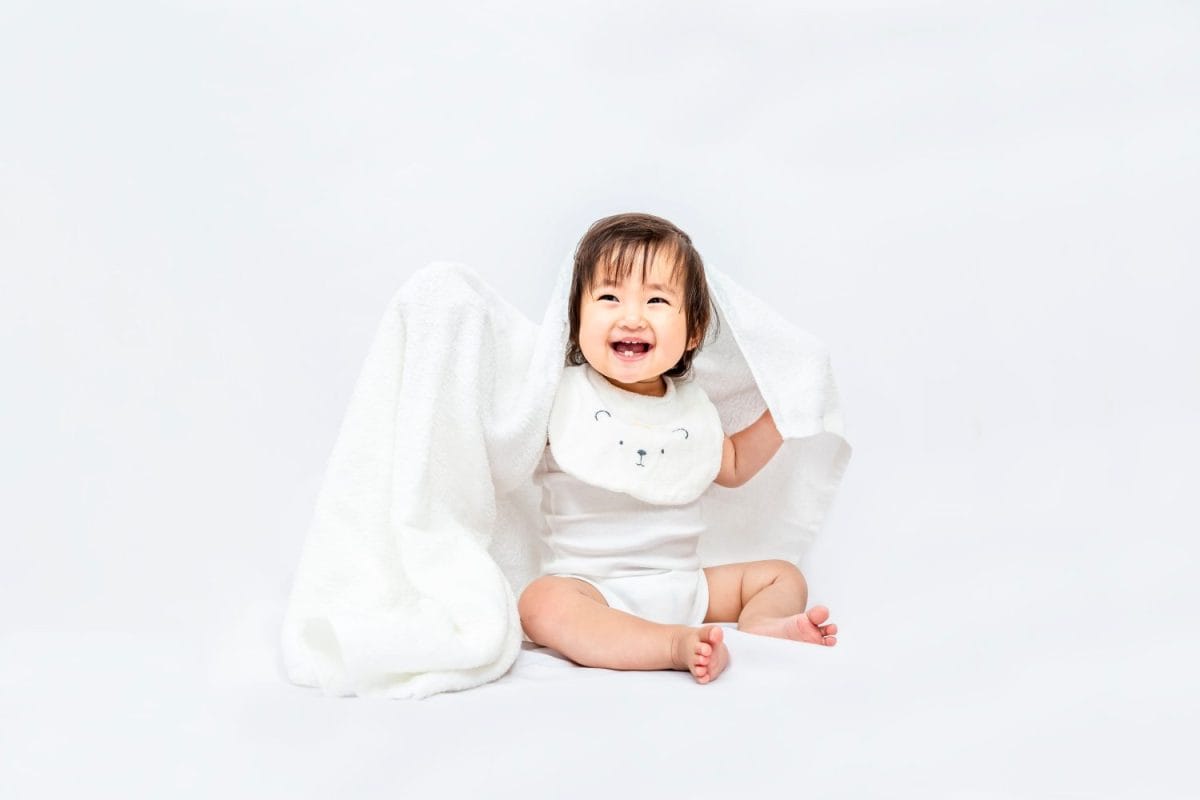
[548,365,725,506]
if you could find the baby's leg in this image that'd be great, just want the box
[518,576,730,683]
[703,560,838,646]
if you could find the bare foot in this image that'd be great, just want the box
[671,625,731,684]
[740,605,838,646]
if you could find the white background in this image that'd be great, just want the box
[2,1,1197,797]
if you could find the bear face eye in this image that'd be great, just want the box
[618,440,623,445]
[660,448,665,454]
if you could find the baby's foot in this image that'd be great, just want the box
[740,605,838,646]
[671,625,730,684]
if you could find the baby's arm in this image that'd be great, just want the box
[713,409,783,488]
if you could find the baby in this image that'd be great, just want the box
[518,212,837,684]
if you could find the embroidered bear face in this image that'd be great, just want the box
[546,363,723,505]
[592,408,690,470]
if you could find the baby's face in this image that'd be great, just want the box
[578,251,697,397]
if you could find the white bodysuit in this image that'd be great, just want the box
[533,364,725,626]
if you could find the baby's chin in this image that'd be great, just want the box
[584,361,672,396]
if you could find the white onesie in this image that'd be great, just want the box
[534,364,725,626]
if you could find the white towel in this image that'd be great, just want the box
[280,253,852,699]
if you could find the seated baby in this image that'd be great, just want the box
[519,212,838,684]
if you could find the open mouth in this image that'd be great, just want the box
[611,340,652,359]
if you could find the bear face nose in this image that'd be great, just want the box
[637,449,646,456]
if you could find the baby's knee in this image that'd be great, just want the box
[518,578,565,636]
[765,559,807,589]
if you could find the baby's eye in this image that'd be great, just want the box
[598,294,618,302]
[649,297,669,304]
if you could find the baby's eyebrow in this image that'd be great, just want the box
[595,280,678,295]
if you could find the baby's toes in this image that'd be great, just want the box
[696,642,712,658]
[822,623,838,636]
[806,605,830,626]
[823,634,837,646]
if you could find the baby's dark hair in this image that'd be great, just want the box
[566,212,718,381]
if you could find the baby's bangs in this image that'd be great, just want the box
[591,238,688,289]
